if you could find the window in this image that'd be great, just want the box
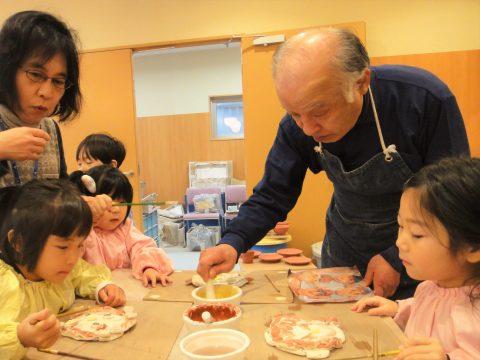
[210,95,244,139]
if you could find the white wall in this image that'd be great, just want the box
[133,45,242,117]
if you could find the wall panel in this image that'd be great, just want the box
[371,49,480,156]
[136,113,245,203]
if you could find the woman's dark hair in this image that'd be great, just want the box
[0,10,82,121]
[76,133,126,168]
[70,165,133,222]
[404,157,480,292]
[0,179,92,272]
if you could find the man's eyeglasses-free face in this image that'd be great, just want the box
[23,69,72,90]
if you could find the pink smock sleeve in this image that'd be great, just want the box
[394,297,414,331]
[124,219,174,279]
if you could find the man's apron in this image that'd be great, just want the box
[317,88,418,299]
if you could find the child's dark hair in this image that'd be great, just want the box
[404,157,480,292]
[70,165,133,222]
[0,11,82,121]
[76,133,126,168]
[0,179,92,272]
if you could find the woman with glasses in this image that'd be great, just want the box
[0,10,81,187]
[0,11,112,220]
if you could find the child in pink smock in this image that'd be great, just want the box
[71,165,174,287]
[352,157,480,360]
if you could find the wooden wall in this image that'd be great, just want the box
[135,113,245,203]
[134,49,479,255]
[371,49,480,156]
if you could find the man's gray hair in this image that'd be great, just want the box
[273,28,370,102]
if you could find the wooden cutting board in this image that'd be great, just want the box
[168,302,405,359]
[144,270,294,304]
[27,299,190,360]
[144,270,196,302]
[241,270,293,304]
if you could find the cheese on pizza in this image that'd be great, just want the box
[61,306,137,341]
[265,313,345,359]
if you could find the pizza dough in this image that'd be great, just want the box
[61,306,137,341]
[288,267,373,303]
[265,313,345,359]
[191,272,249,287]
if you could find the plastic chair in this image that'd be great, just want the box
[183,186,223,233]
[223,184,246,227]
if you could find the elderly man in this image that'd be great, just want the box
[197,27,469,299]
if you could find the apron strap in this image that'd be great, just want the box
[368,87,396,162]
[314,87,397,162]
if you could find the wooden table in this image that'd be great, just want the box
[24,269,406,360]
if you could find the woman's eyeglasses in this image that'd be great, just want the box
[23,69,72,90]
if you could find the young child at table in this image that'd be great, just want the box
[76,133,126,172]
[0,179,125,359]
[352,157,480,360]
[70,165,174,287]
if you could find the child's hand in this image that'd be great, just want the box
[351,295,398,317]
[143,268,173,287]
[98,284,126,307]
[396,336,446,360]
[82,194,112,223]
[17,309,60,349]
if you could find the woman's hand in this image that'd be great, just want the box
[98,284,126,307]
[351,295,398,317]
[396,337,447,360]
[0,127,50,161]
[17,309,60,349]
[82,194,112,223]
[142,268,173,287]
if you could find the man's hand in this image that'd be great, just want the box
[197,244,238,281]
[364,254,400,297]
[396,337,447,360]
[98,284,126,307]
[17,309,60,349]
[0,127,50,161]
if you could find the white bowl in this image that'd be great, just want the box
[191,284,242,305]
[180,328,250,360]
[183,303,242,333]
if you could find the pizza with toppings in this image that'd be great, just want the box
[265,313,345,359]
[61,306,137,341]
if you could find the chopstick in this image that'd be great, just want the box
[379,349,400,357]
[39,348,101,360]
[264,273,281,293]
[57,305,96,320]
[112,201,166,207]
[373,329,379,360]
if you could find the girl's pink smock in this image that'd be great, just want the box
[83,218,174,279]
[395,280,480,359]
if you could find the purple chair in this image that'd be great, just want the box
[223,184,246,227]
[183,186,223,232]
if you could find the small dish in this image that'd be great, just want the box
[192,284,242,305]
[277,248,303,257]
[273,222,289,235]
[180,328,250,359]
[284,256,312,266]
[183,303,242,333]
[258,253,283,263]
